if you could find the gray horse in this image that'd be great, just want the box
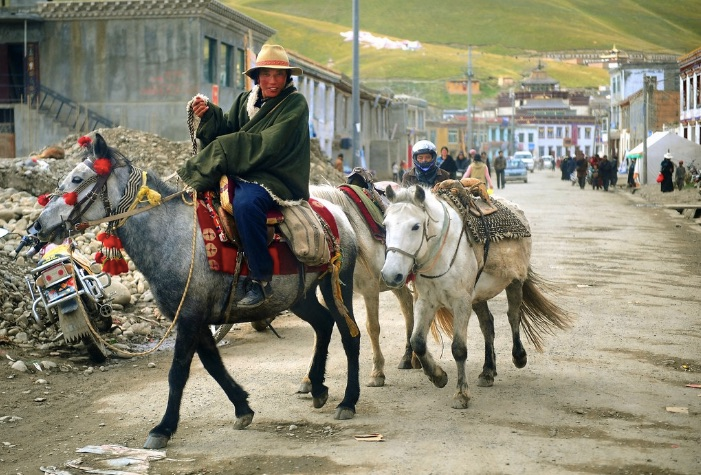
[29,133,361,449]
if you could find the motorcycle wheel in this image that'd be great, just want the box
[210,324,234,343]
[82,333,109,363]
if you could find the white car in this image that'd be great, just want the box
[513,151,534,172]
[541,155,554,169]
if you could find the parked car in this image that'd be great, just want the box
[541,155,554,170]
[513,151,534,172]
[504,158,528,183]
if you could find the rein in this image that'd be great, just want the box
[75,188,186,231]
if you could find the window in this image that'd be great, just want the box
[448,129,458,144]
[528,133,534,143]
[584,127,591,139]
[235,48,246,89]
[203,37,217,84]
[556,127,562,138]
[547,127,554,139]
[538,127,545,139]
[219,43,233,87]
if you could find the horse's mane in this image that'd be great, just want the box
[309,184,346,207]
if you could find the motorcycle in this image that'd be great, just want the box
[15,234,114,362]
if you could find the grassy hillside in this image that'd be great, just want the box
[227,0,701,107]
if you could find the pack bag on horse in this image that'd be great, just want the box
[381,181,573,409]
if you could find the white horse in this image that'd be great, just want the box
[380,185,572,409]
[309,184,416,387]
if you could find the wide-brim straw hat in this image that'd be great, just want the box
[244,44,303,78]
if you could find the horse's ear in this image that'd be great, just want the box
[93,133,109,158]
[386,184,396,202]
[414,185,426,204]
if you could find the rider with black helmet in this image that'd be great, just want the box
[401,140,451,188]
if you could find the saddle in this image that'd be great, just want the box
[346,167,396,214]
[434,178,498,217]
[196,176,332,274]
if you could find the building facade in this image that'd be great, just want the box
[679,46,701,146]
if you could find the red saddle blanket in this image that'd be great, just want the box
[195,195,336,275]
[338,184,385,242]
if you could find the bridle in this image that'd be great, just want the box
[43,158,183,239]
[41,160,115,241]
[385,198,462,278]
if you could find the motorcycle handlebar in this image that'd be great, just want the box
[14,235,42,260]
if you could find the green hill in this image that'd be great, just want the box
[227,0,701,108]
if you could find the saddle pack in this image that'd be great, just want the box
[343,167,399,242]
[195,176,335,276]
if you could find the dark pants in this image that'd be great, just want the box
[496,170,505,189]
[233,179,274,282]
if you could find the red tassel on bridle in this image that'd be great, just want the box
[63,192,78,205]
[93,158,112,176]
[95,230,128,275]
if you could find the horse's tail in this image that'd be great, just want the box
[520,267,575,352]
[433,307,454,341]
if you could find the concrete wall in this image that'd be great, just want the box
[13,103,72,156]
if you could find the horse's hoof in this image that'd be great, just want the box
[334,407,355,420]
[513,353,527,369]
[234,412,254,430]
[143,434,169,449]
[398,356,413,370]
[430,370,448,388]
[366,375,385,387]
[477,375,494,387]
[312,390,329,409]
[297,380,312,394]
[451,393,470,409]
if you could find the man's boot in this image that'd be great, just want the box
[238,279,273,309]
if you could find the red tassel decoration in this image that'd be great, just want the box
[38,194,50,206]
[78,136,92,147]
[93,158,112,176]
[96,230,128,275]
[63,192,78,206]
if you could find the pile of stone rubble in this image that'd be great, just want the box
[0,126,345,363]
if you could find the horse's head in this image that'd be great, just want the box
[30,133,130,243]
[381,185,435,288]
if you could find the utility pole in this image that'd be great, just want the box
[351,0,360,168]
[510,88,516,157]
[466,45,473,152]
[642,75,649,185]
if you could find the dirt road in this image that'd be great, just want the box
[2,170,700,475]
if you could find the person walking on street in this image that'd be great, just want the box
[455,150,469,177]
[392,162,400,183]
[439,147,458,179]
[493,150,507,189]
[335,153,344,172]
[575,151,588,189]
[462,153,494,190]
[402,140,451,188]
[178,44,309,308]
[675,160,686,191]
[660,152,675,193]
[599,155,612,191]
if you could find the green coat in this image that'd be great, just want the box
[178,85,310,204]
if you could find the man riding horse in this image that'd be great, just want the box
[178,44,309,308]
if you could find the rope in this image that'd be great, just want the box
[76,195,199,358]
